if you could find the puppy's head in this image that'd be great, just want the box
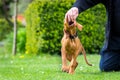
[64,18,83,34]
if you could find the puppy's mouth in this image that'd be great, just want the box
[68,21,74,26]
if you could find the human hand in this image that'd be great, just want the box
[65,7,79,24]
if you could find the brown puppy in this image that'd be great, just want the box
[61,19,92,74]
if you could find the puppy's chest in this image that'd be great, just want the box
[65,39,78,54]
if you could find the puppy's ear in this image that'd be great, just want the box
[76,23,83,31]
[65,15,69,24]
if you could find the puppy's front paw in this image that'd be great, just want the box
[61,66,69,73]
[69,68,74,74]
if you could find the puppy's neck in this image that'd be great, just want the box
[64,29,78,39]
[69,32,78,39]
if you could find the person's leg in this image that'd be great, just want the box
[99,50,120,72]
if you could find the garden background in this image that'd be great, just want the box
[0,0,120,80]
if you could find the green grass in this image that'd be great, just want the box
[0,47,120,80]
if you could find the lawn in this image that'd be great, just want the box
[0,47,120,80]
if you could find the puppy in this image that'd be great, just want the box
[61,19,92,74]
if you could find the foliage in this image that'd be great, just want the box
[4,27,26,54]
[0,0,32,16]
[25,0,106,54]
[0,0,14,18]
[9,0,32,15]
[0,0,32,26]
[0,0,14,26]
[17,27,26,53]
[0,18,12,41]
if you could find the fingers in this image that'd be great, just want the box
[65,7,79,23]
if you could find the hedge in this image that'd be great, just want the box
[25,0,106,54]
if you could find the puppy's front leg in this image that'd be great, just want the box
[69,55,77,74]
[61,49,69,73]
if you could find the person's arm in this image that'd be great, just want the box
[73,0,101,13]
[65,0,102,23]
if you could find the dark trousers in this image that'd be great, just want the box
[99,50,120,72]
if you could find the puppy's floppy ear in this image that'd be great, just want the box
[76,23,83,31]
[65,15,69,24]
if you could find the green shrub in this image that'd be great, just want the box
[4,27,26,54]
[25,0,106,54]
[0,19,12,41]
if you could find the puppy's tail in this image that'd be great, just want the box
[81,47,92,66]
